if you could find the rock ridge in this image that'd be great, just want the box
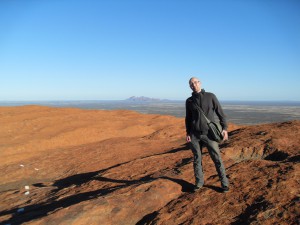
[0,106,299,224]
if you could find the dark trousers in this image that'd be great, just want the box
[189,134,229,187]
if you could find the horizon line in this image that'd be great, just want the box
[0,99,300,102]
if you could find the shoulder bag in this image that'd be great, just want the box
[194,105,224,143]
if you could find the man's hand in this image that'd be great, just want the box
[222,130,228,141]
[186,135,191,143]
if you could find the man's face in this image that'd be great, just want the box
[189,78,201,93]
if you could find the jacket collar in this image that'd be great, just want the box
[192,89,205,97]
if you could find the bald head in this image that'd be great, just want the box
[189,77,202,93]
[189,77,200,85]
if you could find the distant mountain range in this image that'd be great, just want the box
[125,96,168,102]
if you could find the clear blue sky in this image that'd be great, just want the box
[1,0,299,101]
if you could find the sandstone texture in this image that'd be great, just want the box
[0,106,299,225]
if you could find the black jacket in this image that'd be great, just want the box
[185,89,227,136]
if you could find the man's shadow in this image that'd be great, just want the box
[1,144,196,224]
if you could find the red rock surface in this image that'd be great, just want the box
[0,106,299,225]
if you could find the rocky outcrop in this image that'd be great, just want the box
[0,106,299,224]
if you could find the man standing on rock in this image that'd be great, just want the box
[185,77,229,192]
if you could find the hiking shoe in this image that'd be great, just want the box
[221,186,229,193]
[193,184,203,192]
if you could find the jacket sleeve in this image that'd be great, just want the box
[212,94,228,130]
[185,99,193,135]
